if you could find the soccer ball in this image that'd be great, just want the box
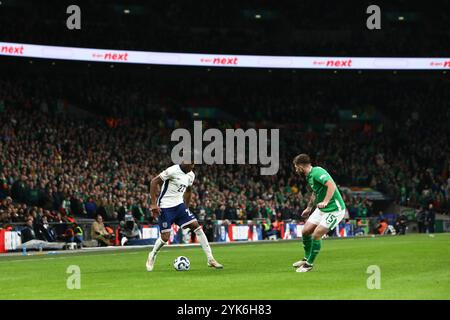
[173,256,190,271]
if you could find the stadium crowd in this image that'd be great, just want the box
[0,72,449,234]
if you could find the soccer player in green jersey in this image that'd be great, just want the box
[292,154,346,272]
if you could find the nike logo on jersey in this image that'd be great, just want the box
[320,174,327,180]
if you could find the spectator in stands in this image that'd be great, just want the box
[416,206,426,233]
[280,203,293,221]
[84,198,97,219]
[376,211,387,222]
[224,201,238,221]
[426,203,436,234]
[117,202,127,222]
[354,218,365,236]
[72,222,84,245]
[270,218,282,239]
[21,217,36,243]
[395,214,407,235]
[91,215,113,246]
[35,216,56,242]
[119,214,140,246]
[203,217,215,242]
[62,226,75,243]
[70,195,85,217]
[377,219,388,235]
[214,204,225,220]
[52,214,69,242]
[262,218,278,240]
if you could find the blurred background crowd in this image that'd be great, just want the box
[0,67,449,229]
[0,0,449,243]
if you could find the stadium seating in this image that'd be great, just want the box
[0,70,448,234]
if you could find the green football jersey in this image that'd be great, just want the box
[306,166,346,213]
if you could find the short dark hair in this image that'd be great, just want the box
[293,154,311,166]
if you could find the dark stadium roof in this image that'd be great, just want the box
[0,0,449,56]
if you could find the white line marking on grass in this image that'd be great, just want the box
[0,250,151,263]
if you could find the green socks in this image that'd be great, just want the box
[302,234,312,259]
[303,235,322,265]
[307,239,322,265]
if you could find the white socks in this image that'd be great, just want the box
[194,227,214,261]
[150,237,166,258]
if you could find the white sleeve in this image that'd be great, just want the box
[188,173,195,186]
[159,165,176,181]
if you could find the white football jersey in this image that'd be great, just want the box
[157,164,195,208]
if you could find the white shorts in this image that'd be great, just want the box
[307,208,345,230]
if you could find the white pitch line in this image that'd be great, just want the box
[0,250,147,264]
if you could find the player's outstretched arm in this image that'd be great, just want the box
[150,175,163,216]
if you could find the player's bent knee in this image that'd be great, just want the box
[302,224,316,236]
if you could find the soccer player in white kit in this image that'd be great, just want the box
[146,161,223,271]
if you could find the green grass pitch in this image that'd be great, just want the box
[0,233,449,300]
